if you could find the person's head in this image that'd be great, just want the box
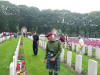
[78,36,81,39]
[33,31,36,35]
[62,33,64,36]
[46,32,55,41]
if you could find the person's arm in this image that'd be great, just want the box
[37,35,39,44]
[33,35,34,41]
[54,41,62,58]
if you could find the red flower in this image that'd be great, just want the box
[18,56,20,58]
[21,56,24,58]
[22,61,25,65]
[22,56,24,58]
[17,63,20,66]
[23,69,25,72]
[16,66,20,70]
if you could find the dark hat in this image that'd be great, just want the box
[45,32,53,37]
[33,31,36,33]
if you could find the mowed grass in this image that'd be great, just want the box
[0,37,19,75]
[23,38,76,75]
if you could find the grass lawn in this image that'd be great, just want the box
[0,37,19,75]
[23,38,76,75]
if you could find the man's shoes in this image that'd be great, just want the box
[33,54,37,56]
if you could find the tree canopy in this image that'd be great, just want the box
[0,1,100,37]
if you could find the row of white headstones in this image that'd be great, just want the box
[71,43,100,60]
[9,37,21,75]
[38,40,98,75]
[0,36,10,43]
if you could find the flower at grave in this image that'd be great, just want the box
[23,69,25,72]
[19,46,24,50]
[22,61,25,68]
[20,56,24,60]
[22,61,25,65]
[16,65,20,71]
[18,56,20,58]
[21,47,24,50]
[20,70,23,74]
[20,41,23,45]
[22,56,24,58]
[17,63,20,66]
[67,43,72,50]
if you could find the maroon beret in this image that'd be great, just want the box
[45,32,53,37]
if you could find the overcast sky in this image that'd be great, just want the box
[3,0,100,13]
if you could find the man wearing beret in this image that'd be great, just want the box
[44,32,62,75]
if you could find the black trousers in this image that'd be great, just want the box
[33,42,38,55]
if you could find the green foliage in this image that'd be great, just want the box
[0,1,100,37]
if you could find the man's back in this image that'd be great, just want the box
[33,35,39,43]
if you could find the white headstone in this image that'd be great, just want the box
[1,38,3,42]
[72,43,75,51]
[9,62,14,75]
[13,56,17,75]
[39,40,40,46]
[60,48,64,62]
[88,59,98,75]
[76,45,80,53]
[75,55,82,73]
[82,46,85,55]
[0,38,1,43]
[42,41,43,47]
[95,47,100,60]
[88,46,92,57]
[40,41,42,47]
[44,42,45,49]
[43,42,45,49]
[67,51,72,67]
[44,42,47,50]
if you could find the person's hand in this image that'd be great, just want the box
[44,59,47,63]
[81,46,83,48]
[37,41,39,45]
[50,57,56,62]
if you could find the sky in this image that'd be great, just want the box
[2,0,100,13]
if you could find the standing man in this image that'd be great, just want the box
[44,32,61,75]
[59,33,66,49]
[78,36,84,55]
[65,34,69,43]
[33,31,39,56]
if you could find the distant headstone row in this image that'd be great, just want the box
[9,37,21,75]
[71,43,100,60]
[0,36,10,43]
